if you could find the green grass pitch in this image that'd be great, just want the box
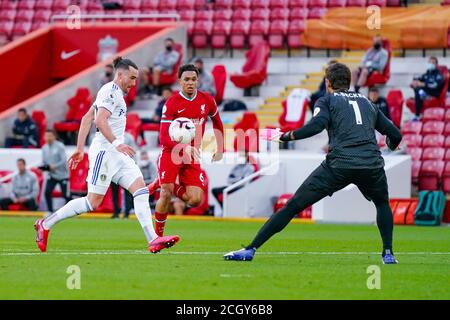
[0,216,449,300]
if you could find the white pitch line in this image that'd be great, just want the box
[0,251,449,256]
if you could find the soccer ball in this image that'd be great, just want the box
[169,117,196,144]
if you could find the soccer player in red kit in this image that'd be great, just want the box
[150,64,224,236]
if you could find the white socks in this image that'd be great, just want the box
[43,197,93,229]
[133,187,158,242]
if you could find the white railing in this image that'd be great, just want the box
[50,13,181,23]
[222,161,284,218]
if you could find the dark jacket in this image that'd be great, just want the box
[12,117,38,146]
[418,68,445,97]
[371,97,391,121]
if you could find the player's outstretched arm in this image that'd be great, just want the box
[279,116,328,142]
[375,110,402,151]
[210,112,224,162]
[68,107,94,169]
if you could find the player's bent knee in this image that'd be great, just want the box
[187,195,202,207]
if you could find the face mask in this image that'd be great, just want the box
[427,63,436,70]
[374,43,381,50]
[166,46,173,52]
[105,72,112,77]
[139,160,149,167]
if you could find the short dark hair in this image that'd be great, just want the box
[178,64,199,79]
[165,37,174,43]
[429,56,439,65]
[161,86,173,94]
[17,158,25,165]
[112,56,138,71]
[194,58,203,64]
[45,129,57,135]
[369,86,379,93]
[18,108,27,114]
[326,63,351,90]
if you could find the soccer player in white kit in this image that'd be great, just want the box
[34,57,180,253]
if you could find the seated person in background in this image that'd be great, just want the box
[139,38,180,93]
[309,60,337,112]
[212,153,258,208]
[368,87,391,121]
[5,108,39,148]
[410,56,444,120]
[0,158,39,211]
[352,35,388,93]
[97,64,114,90]
[40,130,71,213]
[142,87,174,124]
[194,58,216,97]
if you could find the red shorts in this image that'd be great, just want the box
[157,150,205,188]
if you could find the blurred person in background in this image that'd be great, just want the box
[352,35,388,93]
[410,56,444,120]
[0,159,39,211]
[98,64,114,90]
[194,58,216,97]
[40,130,71,213]
[368,87,391,121]
[5,108,39,148]
[309,60,338,112]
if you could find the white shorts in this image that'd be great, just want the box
[86,147,143,195]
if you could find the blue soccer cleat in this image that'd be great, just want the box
[223,248,256,261]
[382,254,398,264]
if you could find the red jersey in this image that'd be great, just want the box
[160,90,218,151]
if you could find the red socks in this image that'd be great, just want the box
[154,211,167,237]
[174,184,186,200]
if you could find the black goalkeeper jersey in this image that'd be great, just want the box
[284,90,402,169]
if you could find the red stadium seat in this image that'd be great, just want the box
[387,0,401,5]
[141,0,159,10]
[328,0,347,7]
[233,0,251,9]
[307,7,327,19]
[123,0,142,10]
[422,134,445,148]
[270,0,289,8]
[267,98,309,133]
[248,20,270,48]
[148,43,183,86]
[347,0,367,6]
[195,10,213,21]
[229,20,251,49]
[252,0,269,9]
[442,162,450,193]
[367,0,387,6]
[125,113,143,143]
[31,21,48,31]
[178,10,195,21]
[251,8,270,21]
[0,10,16,22]
[233,112,260,152]
[406,66,449,112]
[8,168,44,211]
[0,21,13,45]
[423,108,445,122]
[35,0,53,10]
[290,7,309,20]
[0,170,13,183]
[177,0,195,10]
[419,160,444,191]
[287,20,306,49]
[445,149,450,161]
[158,0,177,11]
[15,10,34,23]
[232,9,251,21]
[11,22,32,40]
[445,109,450,122]
[308,0,327,8]
[211,65,227,105]
[270,8,290,21]
[1,0,18,10]
[33,10,52,23]
[211,20,231,49]
[422,147,445,161]
[422,121,445,135]
[444,123,450,136]
[412,160,421,184]
[213,9,232,21]
[31,110,47,147]
[386,89,403,128]
[191,20,213,48]
[52,0,71,11]
[401,121,422,135]
[214,0,233,9]
[54,87,92,135]
[230,41,270,89]
[407,147,422,161]
[402,134,422,147]
[289,0,309,7]
[70,154,89,196]
[365,40,391,87]
[18,0,36,10]
[268,20,288,49]
[194,0,212,9]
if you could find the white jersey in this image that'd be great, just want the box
[92,81,127,149]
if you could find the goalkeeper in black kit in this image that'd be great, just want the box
[224,63,403,264]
